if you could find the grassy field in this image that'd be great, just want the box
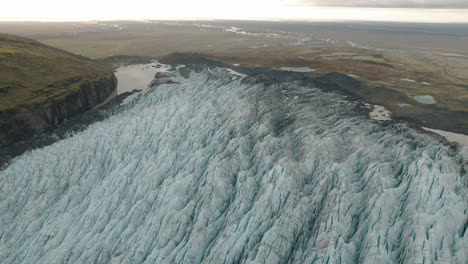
[0,21,281,59]
[0,33,113,112]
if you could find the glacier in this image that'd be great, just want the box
[0,66,467,264]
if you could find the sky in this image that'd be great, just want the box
[291,0,468,8]
[1,0,468,23]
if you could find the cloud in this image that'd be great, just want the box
[286,0,468,9]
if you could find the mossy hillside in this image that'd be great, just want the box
[0,33,113,112]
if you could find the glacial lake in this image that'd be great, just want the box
[114,61,170,104]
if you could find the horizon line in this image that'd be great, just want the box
[1,18,468,24]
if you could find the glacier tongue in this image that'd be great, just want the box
[0,67,466,264]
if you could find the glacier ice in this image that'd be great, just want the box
[0,67,467,264]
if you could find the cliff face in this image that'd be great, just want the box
[0,76,117,147]
[0,33,118,147]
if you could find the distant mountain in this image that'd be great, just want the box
[0,33,117,147]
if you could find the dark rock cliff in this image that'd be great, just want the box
[0,76,117,147]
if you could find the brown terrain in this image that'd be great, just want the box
[1,20,467,134]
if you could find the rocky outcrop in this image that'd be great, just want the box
[0,76,117,147]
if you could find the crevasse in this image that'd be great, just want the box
[0,67,466,264]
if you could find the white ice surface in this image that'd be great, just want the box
[0,68,466,264]
[422,127,468,159]
[423,127,468,147]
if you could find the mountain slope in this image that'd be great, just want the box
[0,33,117,146]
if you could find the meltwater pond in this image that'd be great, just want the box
[114,61,171,104]
[0,66,466,264]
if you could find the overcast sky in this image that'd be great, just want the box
[288,0,468,9]
[1,0,467,22]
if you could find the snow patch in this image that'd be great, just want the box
[414,95,436,104]
[397,103,412,107]
[401,78,416,83]
[347,74,360,79]
[369,105,392,121]
[222,68,246,78]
